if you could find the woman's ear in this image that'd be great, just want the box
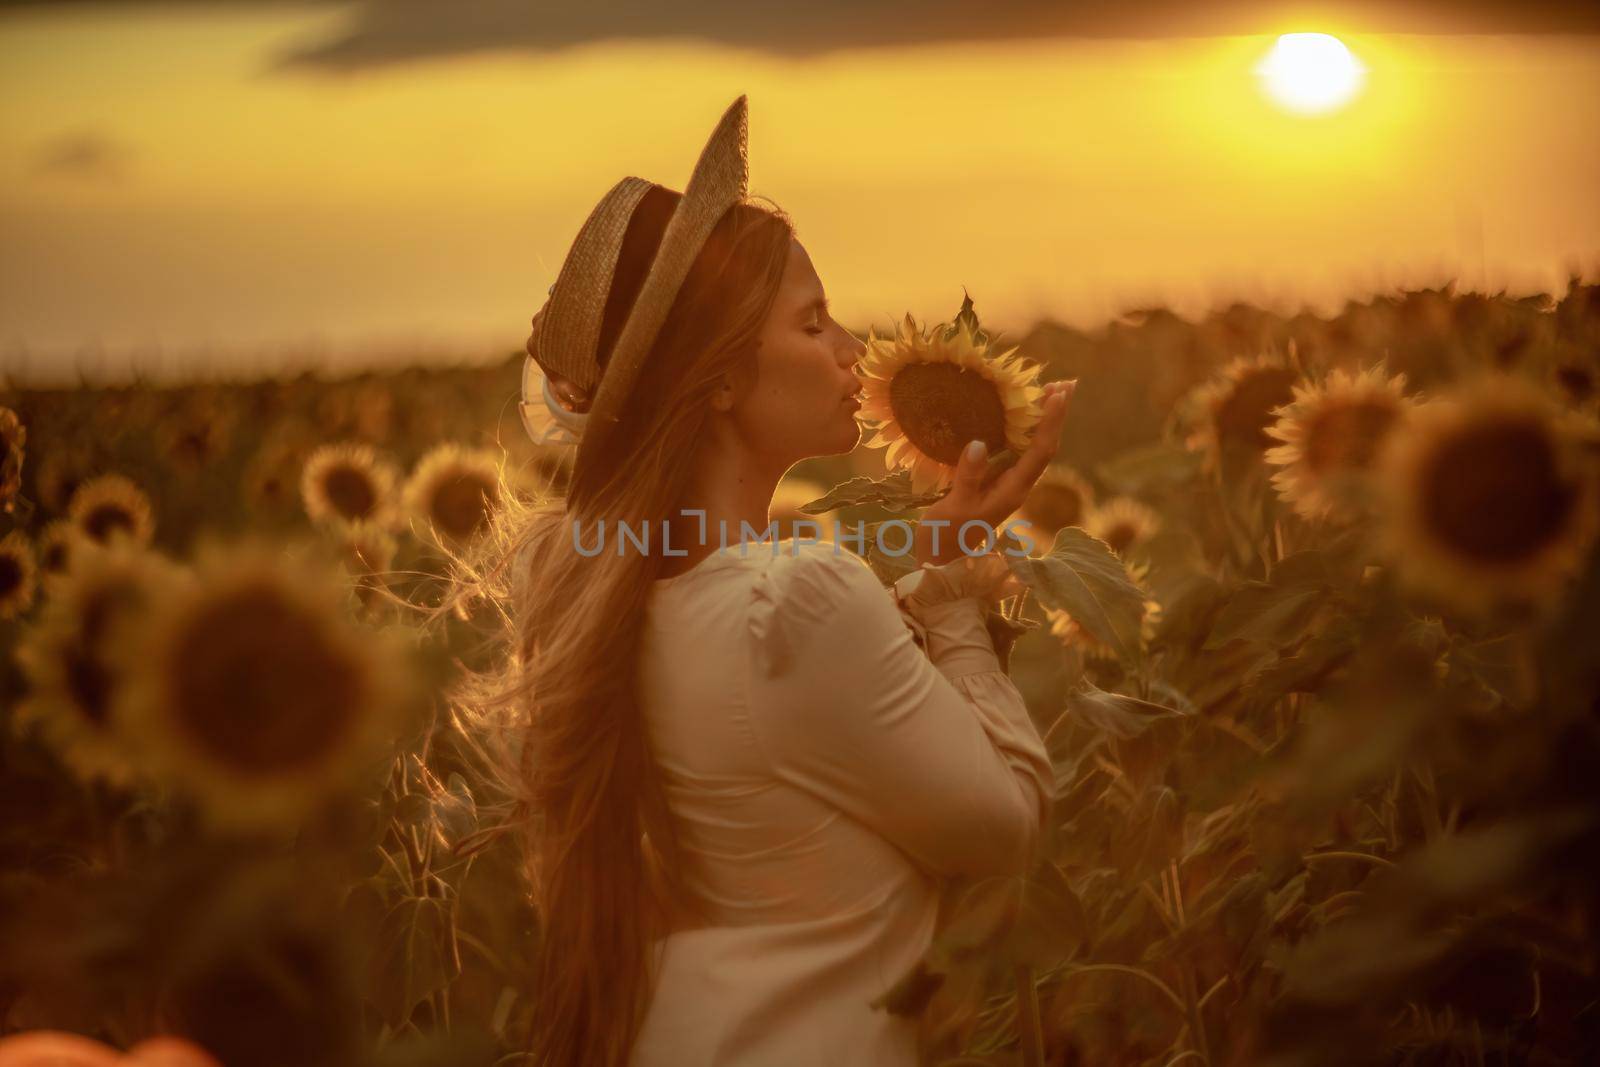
[548,373,592,413]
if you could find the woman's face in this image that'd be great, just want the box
[727,237,866,466]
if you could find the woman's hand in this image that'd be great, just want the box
[913,378,1077,568]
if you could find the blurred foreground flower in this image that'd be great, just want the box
[12,539,190,788]
[300,441,400,529]
[1183,352,1301,469]
[857,307,1046,494]
[404,443,505,547]
[0,530,38,621]
[0,405,24,513]
[1017,463,1096,546]
[1375,373,1600,614]
[1082,496,1161,557]
[109,539,412,829]
[67,473,155,549]
[1264,363,1414,523]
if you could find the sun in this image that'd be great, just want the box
[1255,33,1366,115]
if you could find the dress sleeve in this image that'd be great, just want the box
[745,544,1054,880]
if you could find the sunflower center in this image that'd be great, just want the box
[1303,400,1401,474]
[888,363,1009,465]
[1215,368,1299,450]
[430,474,499,541]
[320,467,377,521]
[1025,485,1086,535]
[0,555,20,598]
[1419,417,1578,564]
[84,504,135,543]
[1104,522,1138,554]
[169,584,364,776]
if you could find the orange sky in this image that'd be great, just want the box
[1,5,1597,383]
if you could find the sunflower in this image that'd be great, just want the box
[1043,559,1162,666]
[0,529,37,620]
[1083,496,1162,557]
[67,473,156,549]
[11,539,190,788]
[1263,364,1414,523]
[1017,463,1096,547]
[109,538,411,829]
[300,442,400,529]
[857,311,1047,494]
[1183,353,1302,469]
[403,443,505,547]
[769,476,836,543]
[1374,373,1600,614]
[0,406,25,514]
[34,519,83,586]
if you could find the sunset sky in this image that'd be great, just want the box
[1,1,1598,383]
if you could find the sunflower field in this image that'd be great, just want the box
[2,275,1599,1066]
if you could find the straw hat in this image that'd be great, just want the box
[519,94,752,474]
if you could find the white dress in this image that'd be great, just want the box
[629,538,1055,1067]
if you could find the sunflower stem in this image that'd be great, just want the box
[1014,964,1045,1067]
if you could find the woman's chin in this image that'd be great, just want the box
[831,419,863,455]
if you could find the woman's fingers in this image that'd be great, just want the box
[985,381,1075,514]
[950,437,991,501]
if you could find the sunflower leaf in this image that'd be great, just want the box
[1006,527,1147,664]
[1063,677,1189,740]
[797,469,940,515]
[945,288,992,346]
[799,451,1021,516]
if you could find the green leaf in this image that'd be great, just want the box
[799,449,1022,516]
[1204,568,1330,651]
[944,287,991,346]
[799,469,940,514]
[933,865,1088,972]
[1006,861,1090,970]
[1063,678,1187,740]
[1006,527,1146,663]
[369,896,461,1028]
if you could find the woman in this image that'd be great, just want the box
[457,95,1072,1067]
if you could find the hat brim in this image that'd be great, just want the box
[574,94,751,474]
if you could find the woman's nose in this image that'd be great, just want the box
[839,328,867,366]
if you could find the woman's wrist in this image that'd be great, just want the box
[913,519,992,568]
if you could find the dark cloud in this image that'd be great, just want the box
[31,131,132,182]
[3,2,1597,71]
[259,0,1600,73]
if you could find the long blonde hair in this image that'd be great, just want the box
[436,188,795,1066]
